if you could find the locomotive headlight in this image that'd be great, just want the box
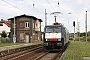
[46,39,48,41]
[58,38,61,41]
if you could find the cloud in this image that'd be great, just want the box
[0,0,90,32]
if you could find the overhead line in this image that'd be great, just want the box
[22,0,42,14]
[46,0,55,11]
[45,0,63,18]
[2,0,32,15]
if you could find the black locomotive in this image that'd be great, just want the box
[43,22,69,51]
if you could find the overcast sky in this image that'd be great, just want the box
[0,0,90,33]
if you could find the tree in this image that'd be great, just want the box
[80,32,86,37]
[1,31,7,38]
[88,31,90,36]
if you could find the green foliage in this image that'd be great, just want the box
[80,32,86,37]
[80,36,86,41]
[75,36,86,42]
[69,33,74,37]
[1,31,7,38]
[1,37,6,43]
[6,38,12,43]
[75,36,90,42]
[71,31,90,37]
[75,37,79,41]
[0,37,12,43]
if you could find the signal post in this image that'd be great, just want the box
[73,21,75,41]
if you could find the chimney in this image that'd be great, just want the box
[1,19,3,21]
[8,20,11,21]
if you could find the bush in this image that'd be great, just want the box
[77,36,86,42]
[1,37,6,43]
[69,37,73,40]
[0,37,12,43]
[6,38,12,43]
[75,36,90,42]
[79,37,84,41]
[75,37,79,41]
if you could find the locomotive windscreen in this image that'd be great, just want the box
[45,26,61,33]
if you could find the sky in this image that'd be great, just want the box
[0,0,90,33]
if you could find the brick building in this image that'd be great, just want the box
[8,14,42,43]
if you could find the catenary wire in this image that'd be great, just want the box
[2,0,32,15]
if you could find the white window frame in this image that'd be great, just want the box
[25,22,29,28]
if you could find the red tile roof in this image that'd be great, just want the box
[0,19,11,27]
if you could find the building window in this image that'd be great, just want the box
[20,33,24,40]
[25,22,29,28]
[35,23,40,28]
[36,23,38,28]
[0,23,3,26]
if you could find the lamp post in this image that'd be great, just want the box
[85,11,87,43]
[45,9,47,26]
[13,17,16,44]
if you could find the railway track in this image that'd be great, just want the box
[35,50,63,60]
[35,42,69,60]
[0,44,46,60]
[0,42,69,60]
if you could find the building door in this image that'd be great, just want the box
[25,35,29,43]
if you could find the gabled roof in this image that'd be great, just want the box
[8,14,43,22]
[0,19,11,27]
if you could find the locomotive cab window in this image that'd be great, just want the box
[54,27,61,33]
[45,26,61,33]
[45,27,53,33]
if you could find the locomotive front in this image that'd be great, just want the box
[43,23,64,50]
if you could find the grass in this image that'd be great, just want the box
[0,43,26,47]
[33,41,43,44]
[0,41,43,47]
[62,41,90,60]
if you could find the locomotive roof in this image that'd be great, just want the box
[45,24,67,29]
[46,25,59,26]
[45,24,63,27]
[45,24,69,32]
